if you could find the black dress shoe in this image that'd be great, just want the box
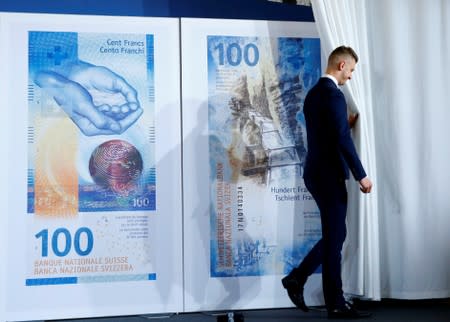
[328,301,372,319]
[281,276,309,312]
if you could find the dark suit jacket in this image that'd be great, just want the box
[303,77,366,182]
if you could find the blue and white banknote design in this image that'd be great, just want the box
[26,31,157,286]
[28,32,156,215]
[208,36,322,277]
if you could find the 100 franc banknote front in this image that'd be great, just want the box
[26,31,157,286]
[28,31,156,215]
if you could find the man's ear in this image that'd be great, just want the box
[339,61,346,71]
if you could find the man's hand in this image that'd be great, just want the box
[359,176,373,193]
[348,113,359,129]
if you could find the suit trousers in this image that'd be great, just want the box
[291,176,348,310]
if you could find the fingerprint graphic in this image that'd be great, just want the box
[89,139,143,193]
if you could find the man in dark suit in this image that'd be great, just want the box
[282,46,373,319]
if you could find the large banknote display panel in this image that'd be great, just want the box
[0,13,182,321]
[182,18,324,311]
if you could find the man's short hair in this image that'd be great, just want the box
[328,46,359,65]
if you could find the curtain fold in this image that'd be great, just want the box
[311,0,450,299]
[310,0,381,300]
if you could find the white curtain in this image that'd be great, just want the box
[310,0,381,300]
[311,0,450,299]
[368,0,450,299]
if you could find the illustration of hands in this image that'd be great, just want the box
[34,61,143,136]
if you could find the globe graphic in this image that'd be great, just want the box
[89,139,143,192]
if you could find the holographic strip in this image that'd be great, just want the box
[25,273,156,286]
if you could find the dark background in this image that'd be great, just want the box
[0,0,313,21]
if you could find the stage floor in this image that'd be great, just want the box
[48,299,450,322]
